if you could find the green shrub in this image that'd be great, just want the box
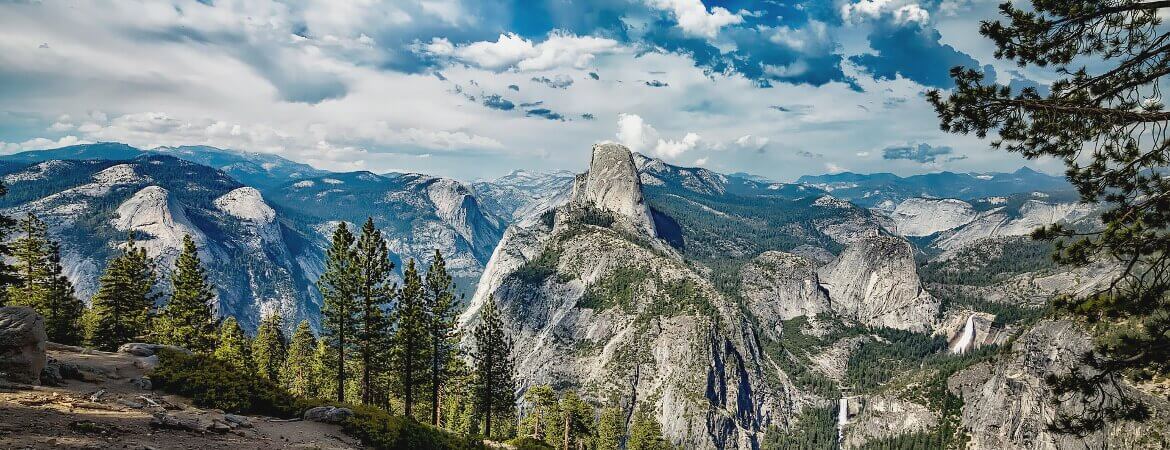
[343,404,488,450]
[150,348,311,418]
[506,436,556,450]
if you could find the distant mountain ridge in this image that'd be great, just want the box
[796,167,1074,208]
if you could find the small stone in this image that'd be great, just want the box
[223,414,252,428]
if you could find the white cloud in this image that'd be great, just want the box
[825,162,848,174]
[425,32,622,71]
[1,135,88,154]
[841,0,930,25]
[646,0,743,39]
[616,113,700,159]
[694,156,708,166]
[734,134,769,151]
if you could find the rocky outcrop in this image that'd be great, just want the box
[948,320,1170,449]
[304,406,354,424]
[888,198,978,237]
[739,251,830,338]
[818,235,939,332]
[570,143,656,237]
[111,185,203,266]
[842,395,938,449]
[0,307,47,384]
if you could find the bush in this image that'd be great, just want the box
[507,436,555,450]
[343,404,488,450]
[150,349,311,418]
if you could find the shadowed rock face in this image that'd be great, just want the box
[739,251,830,338]
[818,235,939,332]
[0,307,47,384]
[571,143,657,237]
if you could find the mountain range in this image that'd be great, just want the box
[2,141,1160,449]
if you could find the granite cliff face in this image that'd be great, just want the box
[947,320,1170,449]
[738,251,830,338]
[462,144,799,449]
[818,235,939,332]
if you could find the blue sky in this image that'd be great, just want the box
[0,0,1066,181]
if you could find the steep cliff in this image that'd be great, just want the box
[818,235,939,332]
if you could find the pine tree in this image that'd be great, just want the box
[392,259,430,420]
[559,391,593,450]
[472,296,515,439]
[353,218,394,405]
[87,232,156,351]
[153,234,216,352]
[6,213,85,344]
[595,406,625,450]
[425,249,460,425]
[281,320,319,398]
[312,339,339,402]
[0,181,19,304]
[628,405,670,450]
[252,312,288,382]
[521,385,560,444]
[318,222,359,403]
[213,316,253,373]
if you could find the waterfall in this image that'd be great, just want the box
[950,315,976,354]
[837,397,849,442]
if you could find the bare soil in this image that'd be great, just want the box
[0,345,363,450]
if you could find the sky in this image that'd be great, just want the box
[0,0,1068,181]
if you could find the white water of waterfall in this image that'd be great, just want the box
[951,315,976,354]
[837,397,848,442]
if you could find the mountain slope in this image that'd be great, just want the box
[797,168,1074,208]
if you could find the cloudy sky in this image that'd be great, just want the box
[0,0,1064,181]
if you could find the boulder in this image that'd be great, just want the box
[223,414,253,428]
[0,307,47,384]
[150,413,207,432]
[118,343,192,357]
[303,406,354,424]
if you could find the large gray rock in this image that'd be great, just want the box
[948,320,1170,449]
[303,406,353,424]
[0,306,47,384]
[570,143,656,237]
[739,251,830,338]
[118,342,192,357]
[818,235,938,332]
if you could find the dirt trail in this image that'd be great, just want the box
[0,345,363,450]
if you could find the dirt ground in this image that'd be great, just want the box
[0,345,364,450]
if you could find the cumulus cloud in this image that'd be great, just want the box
[734,135,769,153]
[531,75,574,89]
[423,32,622,71]
[0,135,89,154]
[881,143,955,163]
[616,113,700,159]
[841,0,930,25]
[646,0,743,39]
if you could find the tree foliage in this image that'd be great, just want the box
[927,0,1170,431]
[153,234,216,352]
[354,217,395,406]
[213,316,254,374]
[393,258,430,419]
[319,222,360,403]
[425,249,461,426]
[472,296,516,439]
[7,213,85,344]
[86,232,156,351]
[252,312,288,382]
[282,320,319,398]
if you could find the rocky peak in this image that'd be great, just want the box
[570,143,656,237]
[111,185,203,264]
[818,234,939,332]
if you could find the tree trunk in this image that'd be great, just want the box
[431,335,441,425]
[563,413,570,450]
[337,329,345,403]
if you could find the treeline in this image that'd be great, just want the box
[519,385,673,450]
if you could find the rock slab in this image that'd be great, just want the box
[0,306,47,384]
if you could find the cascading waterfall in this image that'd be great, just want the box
[950,314,976,354]
[837,396,849,442]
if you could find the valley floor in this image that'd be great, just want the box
[0,346,362,450]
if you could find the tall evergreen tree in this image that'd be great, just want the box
[521,385,560,445]
[628,406,670,450]
[87,232,156,351]
[153,234,216,352]
[392,259,430,419]
[927,0,1170,430]
[425,249,460,425]
[7,213,85,344]
[0,181,19,303]
[472,296,515,439]
[595,406,625,450]
[281,320,319,398]
[213,316,253,373]
[252,312,288,382]
[318,222,359,403]
[559,391,593,450]
[312,339,339,402]
[353,218,394,405]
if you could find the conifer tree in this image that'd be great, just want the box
[213,316,253,373]
[281,320,319,398]
[318,222,359,403]
[392,258,430,419]
[87,232,156,351]
[6,213,85,344]
[353,218,394,405]
[595,407,625,450]
[521,385,560,444]
[425,249,460,425]
[628,405,670,450]
[153,234,216,352]
[252,312,288,382]
[312,339,339,401]
[559,391,593,450]
[472,296,515,439]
